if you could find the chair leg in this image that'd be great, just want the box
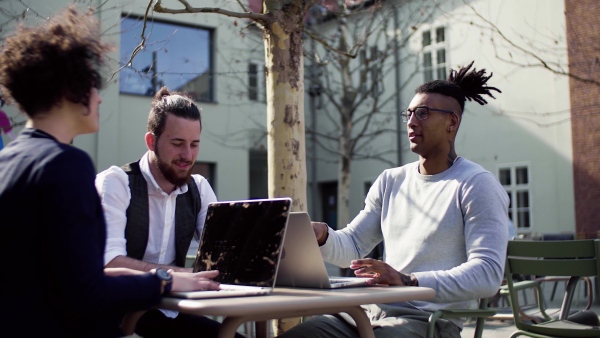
[549,281,559,302]
[427,311,442,338]
[474,316,486,338]
[120,310,147,335]
[244,321,253,336]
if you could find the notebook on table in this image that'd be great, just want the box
[276,212,372,289]
[169,197,292,299]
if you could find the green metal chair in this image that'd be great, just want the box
[427,298,496,338]
[504,239,600,337]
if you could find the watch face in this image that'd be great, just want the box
[156,268,172,281]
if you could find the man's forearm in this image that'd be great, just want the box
[104,267,146,277]
[105,255,191,272]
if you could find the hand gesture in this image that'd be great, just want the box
[350,258,418,287]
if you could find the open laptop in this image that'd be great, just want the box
[276,212,372,289]
[170,197,292,299]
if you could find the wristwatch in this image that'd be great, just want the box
[154,268,173,294]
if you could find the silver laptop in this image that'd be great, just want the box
[170,197,292,299]
[276,212,371,289]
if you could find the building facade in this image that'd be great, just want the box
[306,0,577,236]
[0,0,267,203]
[1,0,593,238]
[565,0,600,239]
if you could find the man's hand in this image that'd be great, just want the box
[170,270,220,292]
[311,221,329,246]
[350,258,418,287]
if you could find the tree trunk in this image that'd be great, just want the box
[263,1,308,334]
[336,35,354,231]
[337,138,351,230]
[264,8,307,212]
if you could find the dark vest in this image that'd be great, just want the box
[121,161,201,267]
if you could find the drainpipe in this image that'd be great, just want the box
[393,4,402,167]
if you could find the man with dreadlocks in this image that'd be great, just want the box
[278,62,510,338]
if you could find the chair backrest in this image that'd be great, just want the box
[542,233,575,241]
[505,239,600,329]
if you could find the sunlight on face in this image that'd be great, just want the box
[154,113,201,187]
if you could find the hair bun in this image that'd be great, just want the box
[152,86,171,107]
[155,86,170,99]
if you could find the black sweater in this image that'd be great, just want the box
[0,128,161,337]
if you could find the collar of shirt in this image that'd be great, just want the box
[139,151,189,195]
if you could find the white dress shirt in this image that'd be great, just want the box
[95,151,217,266]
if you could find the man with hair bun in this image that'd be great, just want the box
[278,62,510,338]
[95,87,241,337]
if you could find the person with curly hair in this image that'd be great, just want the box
[278,62,510,338]
[0,6,221,337]
[95,86,244,338]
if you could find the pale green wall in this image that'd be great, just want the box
[307,0,575,234]
[0,0,577,234]
[0,0,267,201]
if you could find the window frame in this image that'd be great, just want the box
[358,46,383,98]
[421,26,447,82]
[192,162,217,193]
[498,163,533,231]
[248,61,266,103]
[119,14,216,103]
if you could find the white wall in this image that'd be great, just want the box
[311,0,575,234]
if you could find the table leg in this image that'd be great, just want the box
[120,310,147,335]
[255,320,268,338]
[343,306,375,338]
[218,316,248,338]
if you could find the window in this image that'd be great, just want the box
[499,165,531,229]
[422,26,446,82]
[249,149,268,199]
[364,181,372,198]
[248,63,258,101]
[192,162,216,192]
[120,15,214,102]
[422,31,431,47]
[248,62,266,102]
[359,47,383,97]
[369,46,383,97]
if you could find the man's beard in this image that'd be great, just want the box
[155,149,193,188]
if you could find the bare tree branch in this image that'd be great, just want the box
[106,0,154,84]
[153,0,268,24]
[464,0,600,87]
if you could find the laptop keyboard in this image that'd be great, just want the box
[218,284,261,291]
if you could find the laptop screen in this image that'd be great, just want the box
[193,198,291,287]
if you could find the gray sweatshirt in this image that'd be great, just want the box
[320,157,509,317]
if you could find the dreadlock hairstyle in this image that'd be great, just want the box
[415,61,501,113]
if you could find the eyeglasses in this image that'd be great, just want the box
[400,106,454,122]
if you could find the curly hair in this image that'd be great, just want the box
[415,61,501,112]
[0,5,112,117]
[147,86,202,139]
